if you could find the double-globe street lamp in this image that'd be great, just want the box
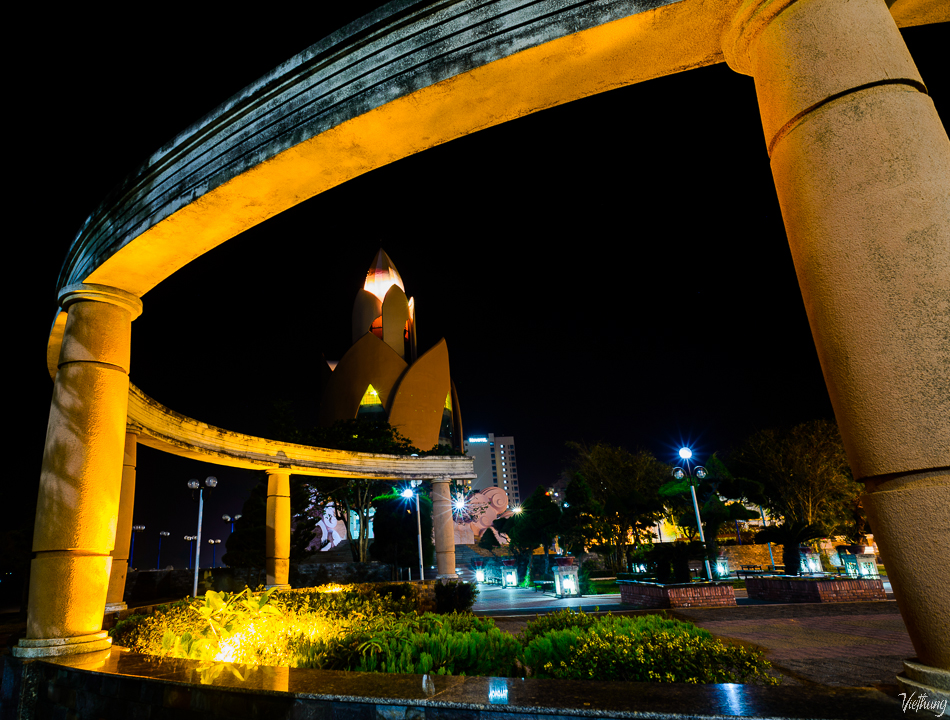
[187,476,217,596]
[672,448,714,581]
[208,539,222,568]
[184,536,197,569]
[156,531,170,570]
[223,514,242,533]
[129,525,145,569]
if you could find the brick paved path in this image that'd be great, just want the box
[672,602,913,692]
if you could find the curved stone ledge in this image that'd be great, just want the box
[127,383,475,479]
[4,648,900,719]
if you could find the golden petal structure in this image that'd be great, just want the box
[317,332,408,425]
[388,339,451,451]
[352,288,382,345]
[382,283,410,359]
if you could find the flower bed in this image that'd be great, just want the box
[618,581,737,608]
[110,585,774,685]
[745,576,886,603]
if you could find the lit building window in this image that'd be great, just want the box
[357,384,385,418]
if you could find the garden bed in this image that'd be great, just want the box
[618,581,736,609]
[745,576,886,603]
[109,584,770,685]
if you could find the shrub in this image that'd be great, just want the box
[434,580,478,614]
[545,629,777,684]
[521,608,598,644]
[110,597,201,652]
[280,582,417,617]
[520,613,775,684]
[296,612,519,676]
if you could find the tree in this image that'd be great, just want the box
[728,419,862,575]
[505,486,561,576]
[659,451,760,570]
[558,474,605,555]
[369,490,433,575]
[566,442,669,572]
[301,418,424,562]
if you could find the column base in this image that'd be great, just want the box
[897,660,950,706]
[104,601,127,613]
[265,584,291,591]
[13,631,112,658]
[437,574,459,581]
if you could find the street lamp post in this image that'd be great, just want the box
[673,448,714,581]
[208,539,221,568]
[130,525,145,569]
[184,536,197,569]
[402,482,425,582]
[223,514,242,534]
[187,476,217,596]
[156,531,170,570]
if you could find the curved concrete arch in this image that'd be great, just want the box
[127,383,474,480]
[48,0,944,358]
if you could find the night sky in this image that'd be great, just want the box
[11,7,947,573]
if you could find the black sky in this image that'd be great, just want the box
[12,7,947,572]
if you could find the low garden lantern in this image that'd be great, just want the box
[715,553,730,578]
[553,556,580,598]
[500,559,519,588]
[838,547,880,578]
[472,558,486,583]
[800,547,823,574]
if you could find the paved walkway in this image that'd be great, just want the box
[474,585,626,614]
[474,584,913,695]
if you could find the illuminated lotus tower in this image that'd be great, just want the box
[317,249,462,451]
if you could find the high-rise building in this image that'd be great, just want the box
[463,433,521,506]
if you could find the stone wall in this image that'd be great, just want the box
[717,544,785,572]
[619,582,736,609]
[746,577,886,603]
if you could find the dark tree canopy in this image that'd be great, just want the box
[727,419,862,575]
[728,419,861,535]
[369,490,434,572]
[566,442,669,571]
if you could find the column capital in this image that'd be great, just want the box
[59,283,143,320]
[722,0,794,77]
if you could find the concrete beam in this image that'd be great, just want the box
[127,383,475,480]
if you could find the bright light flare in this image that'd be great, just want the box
[679,447,692,460]
[401,488,414,499]
[511,506,522,514]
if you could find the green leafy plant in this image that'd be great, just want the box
[434,580,478,614]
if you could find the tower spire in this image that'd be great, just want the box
[364,248,405,303]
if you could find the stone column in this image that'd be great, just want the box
[15,284,142,658]
[723,0,950,694]
[105,431,138,612]
[266,470,291,589]
[431,477,457,579]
